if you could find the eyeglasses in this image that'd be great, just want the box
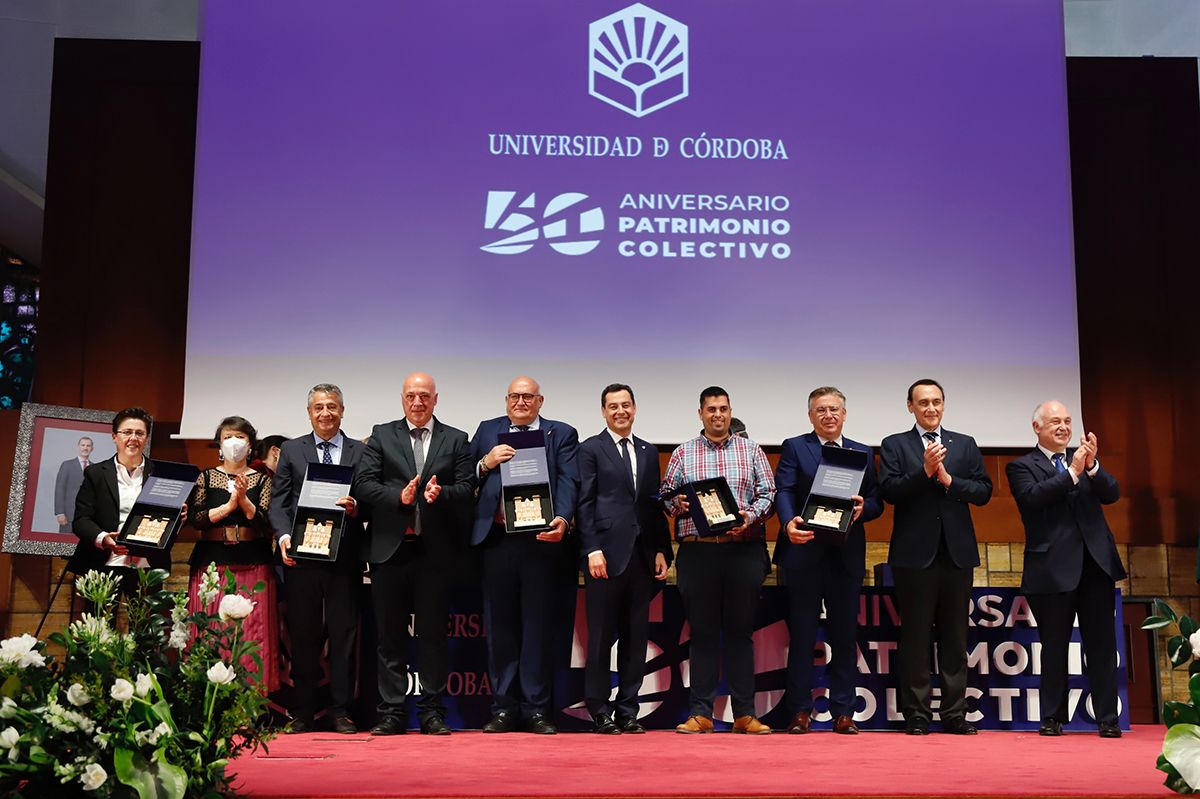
[116,429,148,439]
[507,393,540,404]
[812,406,845,417]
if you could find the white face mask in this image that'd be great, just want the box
[221,437,249,463]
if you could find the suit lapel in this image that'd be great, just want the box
[423,419,446,474]
[907,428,927,465]
[598,430,633,495]
[103,459,119,506]
[803,432,823,472]
[396,421,417,473]
[300,435,319,467]
[1031,447,1059,478]
[634,437,652,496]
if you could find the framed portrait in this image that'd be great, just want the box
[2,403,151,556]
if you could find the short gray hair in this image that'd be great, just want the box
[308,383,344,406]
[807,386,847,410]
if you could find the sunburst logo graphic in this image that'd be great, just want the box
[589,3,688,118]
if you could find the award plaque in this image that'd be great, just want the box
[289,462,354,561]
[679,477,740,536]
[498,429,555,534]
[800,446,870,543]
[116,461,201,554]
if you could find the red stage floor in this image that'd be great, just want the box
[229,725,1169,798]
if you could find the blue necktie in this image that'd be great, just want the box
[619,437,634,487]
[1053,453,1066,473]
[923,431,937,446]
[318,441,333,464]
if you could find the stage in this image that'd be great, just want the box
[229,726,1168,798]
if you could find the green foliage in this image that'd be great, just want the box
[1149,600,1200,794]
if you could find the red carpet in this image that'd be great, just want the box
[229,726,1169,798]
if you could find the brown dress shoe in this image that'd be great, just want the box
[733,715,772,734]
[787,711,812,734]
[833,715,859,735]
[675,715,714,734]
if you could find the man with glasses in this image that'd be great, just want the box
[470,376,579,734]
[68,408,172,579]
[354,372,473,735]
[774,387,882,735]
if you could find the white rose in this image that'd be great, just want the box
[80,762,107,791]
[0,726,17,748]
[1189,631,1200,659]
[218,594,255,622]
[110,678,134,702]
[135,673,153,698]
[0,634,45,669]
[67,683,91,707]
[206,661,236,685]
[0,697,16,719]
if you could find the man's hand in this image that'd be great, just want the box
[936,462,953,488]
[423,474,441,503]
[56,513,68,526]
[483,445,516,470]
[786,516,815,545]
[536,516,568,543]
[1083,432,1099,470]
[100,533,129,556]
[279,536,296,567]
[728,510,751,536]
[1070,445,1089,475]
[654,552,669,580]
[923,442,946,477]
[588,551,608,579]
[336,495,357,518]
[400,476,420,506]
[851,494,865,522]
[676,497,690,514]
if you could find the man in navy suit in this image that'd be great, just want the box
[55,436,93,533]
[774,387,882,735]
[577,383,672,734]
[270,383,365,734]
[470,375,580,734]
[879,379,992,735]
[1006,400,1125,738]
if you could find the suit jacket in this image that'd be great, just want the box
[879,427,992,569]
[1006,448,1126,593]
[469,416,580,547]
[353,417,474,566]
[576,430,673,578]
[54,458,87,519]
[268,433,367,571]
[68,457,170,573]
[773,432,883,577]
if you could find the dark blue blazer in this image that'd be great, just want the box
[469,417,580,546]
[774,432,883,577]
[1006,448,1126,594]
[879,427,992,569]
[576,431,673,578]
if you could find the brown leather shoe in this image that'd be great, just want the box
[787,711,812,734]
[833,715,859,735]
[675,715,714,734]
[733,715,772,735]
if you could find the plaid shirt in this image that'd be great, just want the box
[661,434,775,539]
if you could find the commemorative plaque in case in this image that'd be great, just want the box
[800,446,870,543]
[679,476,741,536]
[116,461,201,555]
[289,462,354,561]
[499,429,554,534]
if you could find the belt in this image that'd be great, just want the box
[199,526,262,544]
[680,533,759,545]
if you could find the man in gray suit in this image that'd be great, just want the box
[54,436,94,532]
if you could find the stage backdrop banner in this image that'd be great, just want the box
[185,0,1081,446]
[355,586,1129,731]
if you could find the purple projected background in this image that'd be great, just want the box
[184,0,1081,444]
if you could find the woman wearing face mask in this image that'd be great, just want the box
[187,415,279,693]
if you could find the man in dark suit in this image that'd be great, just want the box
[879,379,992,735]
[470,375,579,734]
[775,386,882,735]
[55,436,94,533]
[270,383,365,735]
[577,383,672,735]
[69,408,170,577]
[353,372,473,735]
[1006,399,1125,738]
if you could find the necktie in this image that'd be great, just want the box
[82,459,89,469]
[922,431,937,447]
[516,425,530,432]
[411,427,426,475]
[619,437,634,486]
[823,440,840,448]
[318,441,333,464]
[1053,453,1066,473]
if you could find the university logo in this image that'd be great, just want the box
[589,3,688,118]
[481,190,604,256]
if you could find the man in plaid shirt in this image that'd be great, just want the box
[661,386,775,734]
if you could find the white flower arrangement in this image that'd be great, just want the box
[110,677,135,703]
[66,682,91,707]
[0,633,46,669]
[80,761,107,791]
[218,593,255,621]
[206,661,237,685]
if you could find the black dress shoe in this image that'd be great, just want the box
[905,717,930,736]
[370,715,407,735]
[1098,722,1122,739]
[287,717,315,734]
[593,714,621,734]
[523,713,557,734]
[942,717,977,735]
[331,715,358,734]
[482,712,518,733]
[420,716,451,736]
[617,717,646,734]
[1039,718,1063,736]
